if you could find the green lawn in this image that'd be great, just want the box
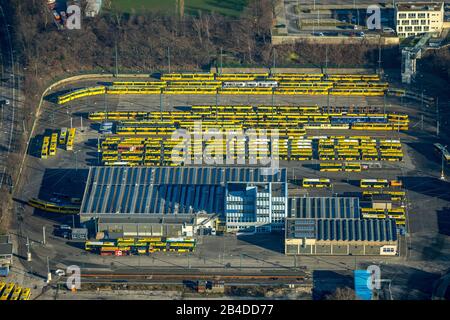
[110,0,248,17]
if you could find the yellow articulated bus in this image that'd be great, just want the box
[58,86,106,104]
[319,163,343,172]
[161,73,215,81]
[362,213,387,219]
[19,288,31,300]
[112,81,167,87]
[302,178,331,188]
[0,283,15,300]
[343,163,362,172]
[28,198,80,214]
[9,286,22,300]
[362,190,406,201]
[50,132,58,143]
[41,136,50,159]
[360,179,390,188]
[216,73,269,81]
[66,128,76,151]
[59,128,68,145]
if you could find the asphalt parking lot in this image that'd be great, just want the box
[8,80,450,299]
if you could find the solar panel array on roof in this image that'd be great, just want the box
[287,219,397,242]
[81,167,286,215]
[315,219,397,242]
[287,197,360,219]
[287,219,316,239]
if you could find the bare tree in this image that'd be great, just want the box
[325,287,357,300]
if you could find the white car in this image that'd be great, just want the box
[55,269,66,276]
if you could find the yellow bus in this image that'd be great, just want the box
[9,286,22,300]
[19,288,31,300]
[302,178,331,188]
[360,179,390,188]
[41,136,50,159]
[344,163,362,172]
[0,283,15,300]
[319,163,342,172]
[59,128,68,145]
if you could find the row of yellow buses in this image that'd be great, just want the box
[58,86,106,104]
[85,237,196,255]
[362,190,406,202]
[57,74,390,105]
[0,282,31,300]
[319,162,362,172]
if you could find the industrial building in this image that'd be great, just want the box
[80,166,288,237]
[396,2,445,38]
[285,197,398,256]
[0,235,13,272]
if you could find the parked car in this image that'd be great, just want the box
[383,27,395,34]
[55,269,66,277]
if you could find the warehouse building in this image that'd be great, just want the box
[0,235,13,268]
[285,197,398,256]
[396,2,445,38]
[80,166,288,237]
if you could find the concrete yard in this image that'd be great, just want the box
[8,78,450,300]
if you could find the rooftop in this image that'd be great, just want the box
[287,197,360,219]
[286,219,398,242]
[0,243,13,256]
[396,2,444,12]
[81,167,287,216]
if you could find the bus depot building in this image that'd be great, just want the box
[284,197,398,256]
[79,166,288,237]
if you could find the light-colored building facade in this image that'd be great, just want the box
[284,197,398,256]
[225,181,288,233]
[396,2,445,38]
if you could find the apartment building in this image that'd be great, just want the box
[396,2,445,38]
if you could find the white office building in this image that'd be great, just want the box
[396,2,445,38]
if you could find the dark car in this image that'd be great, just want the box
[54,226,72,239]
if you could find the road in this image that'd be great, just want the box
[0,4,16,191]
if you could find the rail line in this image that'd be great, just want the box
[80,273,308,281]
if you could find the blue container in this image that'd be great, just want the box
[354,270,372,300]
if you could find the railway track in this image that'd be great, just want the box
[79,272,309,282]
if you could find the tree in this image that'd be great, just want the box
[325,287,356,300]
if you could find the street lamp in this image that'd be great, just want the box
[440,147,446,180]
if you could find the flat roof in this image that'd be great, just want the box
[81,167,287,216]
[287,197,360,219]
[0,243,13,255]
[0,235,10,244]
[286,219,397,242]
[396,2,444,12]
[98,215,195,225]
